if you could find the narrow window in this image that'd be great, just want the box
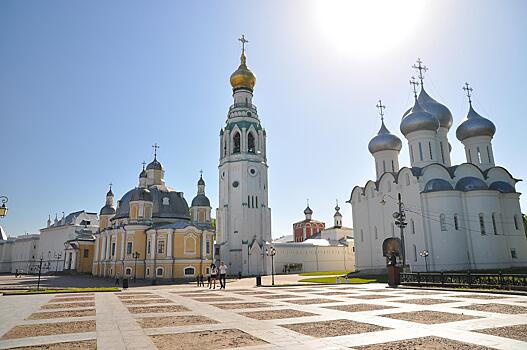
[418,142,423,161]
[157,240,165,254]
[413,244,417,262]
[83,249,89,258]
[511,249,517,259]
[147,240,151,255]
[233,132,241,153]
[374,226,378,240]
[411,219,415,234]
[255,196,258,208]
[111,242,116,256]
[487,146,492,163]
[477,147,482,163]
[514,215,520,230]
[360,229,364,242]
[248,133,255,153]
[440,141,445,163]
[492,213,498,235]
[479,213,486,235]
[206,239,211,255]
[429,141,433,159]
[391,160,395,171]
[468,149,472,163]
[406,174,410,186]
[146,268,150,276]
[454,214,459,230]
[251,196,255,208]
[440,214,447,231]
[127,242,133,255]
[410,144,414,163]
[383,160,386,172]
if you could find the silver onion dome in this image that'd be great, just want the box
[415,88,453,129]
[456,105,496,141]
[368,120,402,154]
[400,99,439,136]
[304,206,313,215]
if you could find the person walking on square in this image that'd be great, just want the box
[115,274,120,286]
[219,261,228,289]
[209,263,217,289]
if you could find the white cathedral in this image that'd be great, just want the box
[350,61,527,273]
[215,37,272,276]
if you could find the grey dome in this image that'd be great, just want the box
[99,205,116,215]
[404,88,453,129]
[131,188,152,202]
[191,194,210,207]
[489,181,515,193]
[400,100,439,136]
[368,120,402,154]
[423,179,453,193]
[304,206,313,215]
[455,177,488,191]
[146,158,163,170]
[114,186,190,221]
[456,105,496,141]
[139,169,147,178]
[106,188,114,197]
[197,175,205,186]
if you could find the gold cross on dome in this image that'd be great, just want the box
[238,35,249,52]
[463,82,473,106]
[412,58,428,86]
[376,99,386,121]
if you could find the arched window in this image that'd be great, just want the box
[418,142,424,161]
[413,244,417,262]
[125,267,132,275]
[156,267,164,277]
[477,147,482,163]
[247,132,255,153]
[410,144,414,163]
[429,141,433,159]
[487,146,493,163]
[383,160,386,172]
[514,215,520,230]
[233,132,241,153]
[391,160,395,172]
[184,266,195,276]
[440,214,447,231]
[492,213,498,235]
[479,213,486,235]
[411,219,415,234]
[374,226,378,240]
[440,141,445,163]
[406,174,411,186]
[454,214,459,230]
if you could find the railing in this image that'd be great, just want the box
[229,103,257,112]
[400,271,527,291]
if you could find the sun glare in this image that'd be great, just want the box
[313,0,425,58]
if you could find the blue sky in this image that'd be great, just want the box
[1,0,526,238]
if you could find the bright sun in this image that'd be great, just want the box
[313,0,425,58]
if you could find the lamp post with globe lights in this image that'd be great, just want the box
[420,250,430,272]
[266,246,276,286]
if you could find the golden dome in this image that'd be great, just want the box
[230,52,256,90]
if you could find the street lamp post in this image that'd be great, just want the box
[392,193,407,270]
[0,196,8,217]
[132,252,140,281]
[266,246,276,286]
[37,257,43,291]
[420,250,430,272]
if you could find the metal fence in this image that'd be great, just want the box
[400,271,527,291]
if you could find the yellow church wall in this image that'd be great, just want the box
[76,244,94,273]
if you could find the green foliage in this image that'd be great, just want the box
[299,276,378,284]
[298,271,351,276]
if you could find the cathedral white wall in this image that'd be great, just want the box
[9,235,40,274]
[273,242,355,273]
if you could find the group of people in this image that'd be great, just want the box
[197,261,228,289]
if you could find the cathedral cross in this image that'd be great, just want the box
[200,169,203,176]
[410,76,419,99]
[376,99,386,121]
[142,161,146,170]
[109,182,113,190]
[152,143,160,159]
[238,35,249,53]
[412,58,428,86]
[463,82,473,106]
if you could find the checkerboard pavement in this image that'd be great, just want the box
[1,283,526,349]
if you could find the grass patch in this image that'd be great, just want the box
[1,287,120,295]
[298,271,351,276]
[299,277,378,284]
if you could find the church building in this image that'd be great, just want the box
[92,151,214,280]
[215,37,272,276]
[349,60,527,273]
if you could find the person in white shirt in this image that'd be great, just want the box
[218,261,228,289]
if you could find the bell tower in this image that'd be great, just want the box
[216,36,272,276]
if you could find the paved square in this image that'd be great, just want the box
[1,281,527,349]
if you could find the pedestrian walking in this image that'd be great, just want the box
[209,263,217,289]
[115,274,120,286]
[15,269,18,278]
[219,261,228,289]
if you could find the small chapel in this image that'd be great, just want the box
[92,149,215,280]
